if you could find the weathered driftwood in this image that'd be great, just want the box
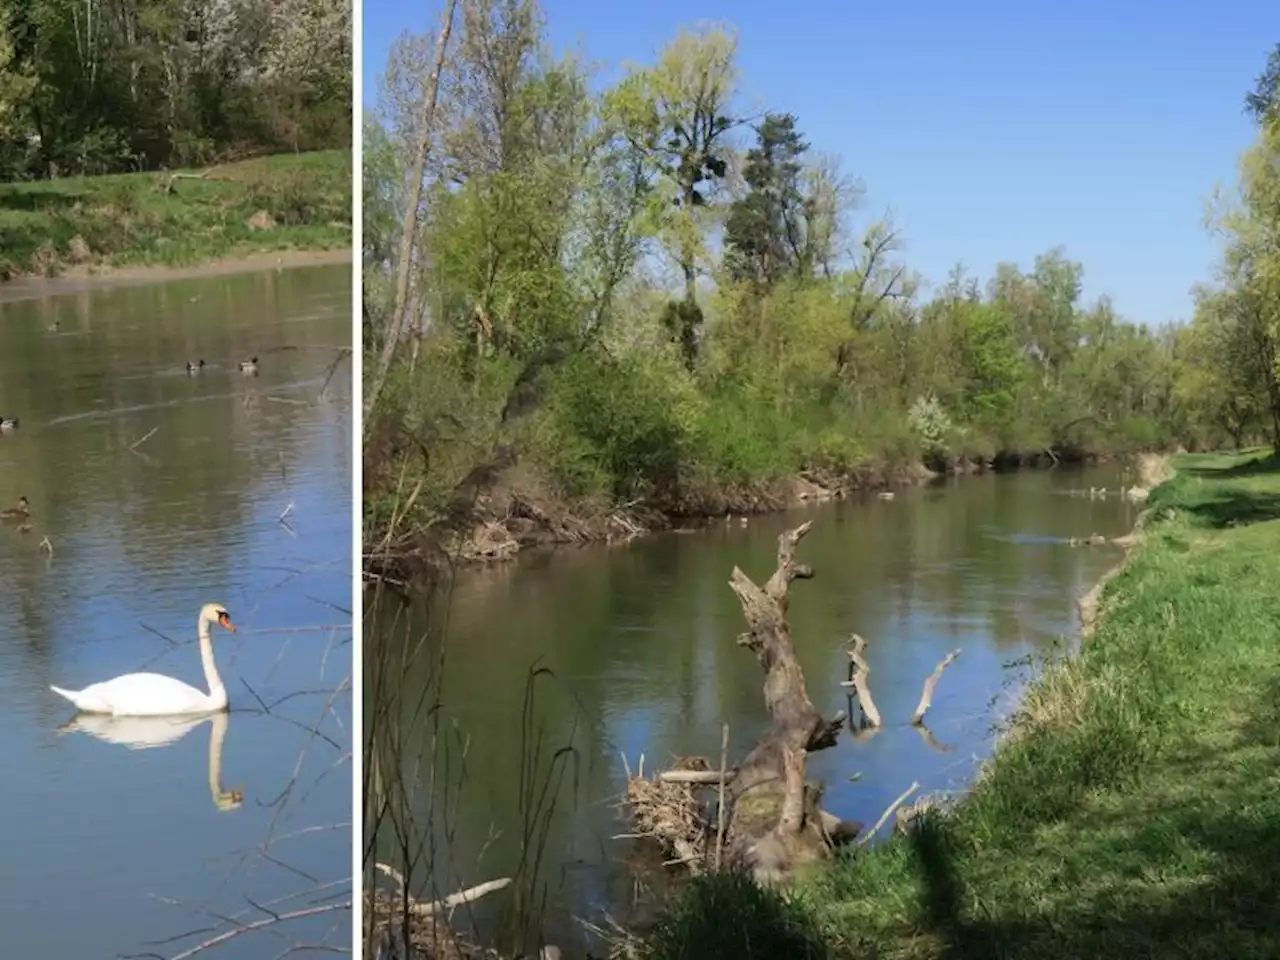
[373,863,512,917]
[912,649,961,725]
[367,864,524,960]
[840,632,882,728]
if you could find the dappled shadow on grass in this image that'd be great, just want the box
[1179,450,1280,479]
[646,870,832,960]
[1176,489,1280,529]
[896,688,1280,959]
[0,185,87,213]
[904,812,1280,958]
[913,862,1280,959]
[1152,450,1280,530]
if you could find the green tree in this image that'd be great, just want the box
[1245,41,1280,125]
[1174,306,1267,449]
[723,113,814,286]
[0,0,351,179]
[0,1,35,141]
[607,24,739,367]
[951,300,1023,424]
[1202,82,1280,444]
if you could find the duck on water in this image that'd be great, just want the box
[0,497,30,520]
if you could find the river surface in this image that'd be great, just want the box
[0,265,352,957]
[370,463,1141,956]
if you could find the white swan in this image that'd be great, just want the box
[50,602,237,716]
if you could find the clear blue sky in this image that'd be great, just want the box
[361,0,1270,326]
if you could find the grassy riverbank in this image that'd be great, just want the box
[0,150,351,281]
[652,448,1280,959]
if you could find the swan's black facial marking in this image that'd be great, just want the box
[215,608,237,632]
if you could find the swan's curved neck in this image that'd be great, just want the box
[198,616,226,706]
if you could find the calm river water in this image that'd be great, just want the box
[370,463,1141,956]
[0,264,352,957]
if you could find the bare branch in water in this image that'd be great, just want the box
[856,781,920,847]
[841,633,882,728]
[913,649,961,726]
[124,902,351,960]
[373,867,513,916]
[130,426,159,450]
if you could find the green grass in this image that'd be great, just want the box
[652,448,1280,960]
[0,150,351,279]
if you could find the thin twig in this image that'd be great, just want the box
[856,781,920,847]
[130,426,159,451]
[317,347,351,400]
[146,902,350,960]
[658,769,737,784]
[139,621,182,647]
[715,723,729,869]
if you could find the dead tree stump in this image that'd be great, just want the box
[622,522,860,883]
[721,522,854,882]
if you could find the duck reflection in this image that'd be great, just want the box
[58,710,245,812]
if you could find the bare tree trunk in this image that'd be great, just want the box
[363,0,458,432]
[720,522,850,880]
[623,523,965,880]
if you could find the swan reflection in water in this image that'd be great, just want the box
[58,709,245,812]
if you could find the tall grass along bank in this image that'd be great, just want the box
[649,448,1280,960]
[0,151,352,281]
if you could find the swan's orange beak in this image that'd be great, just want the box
[218,612,237,632]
